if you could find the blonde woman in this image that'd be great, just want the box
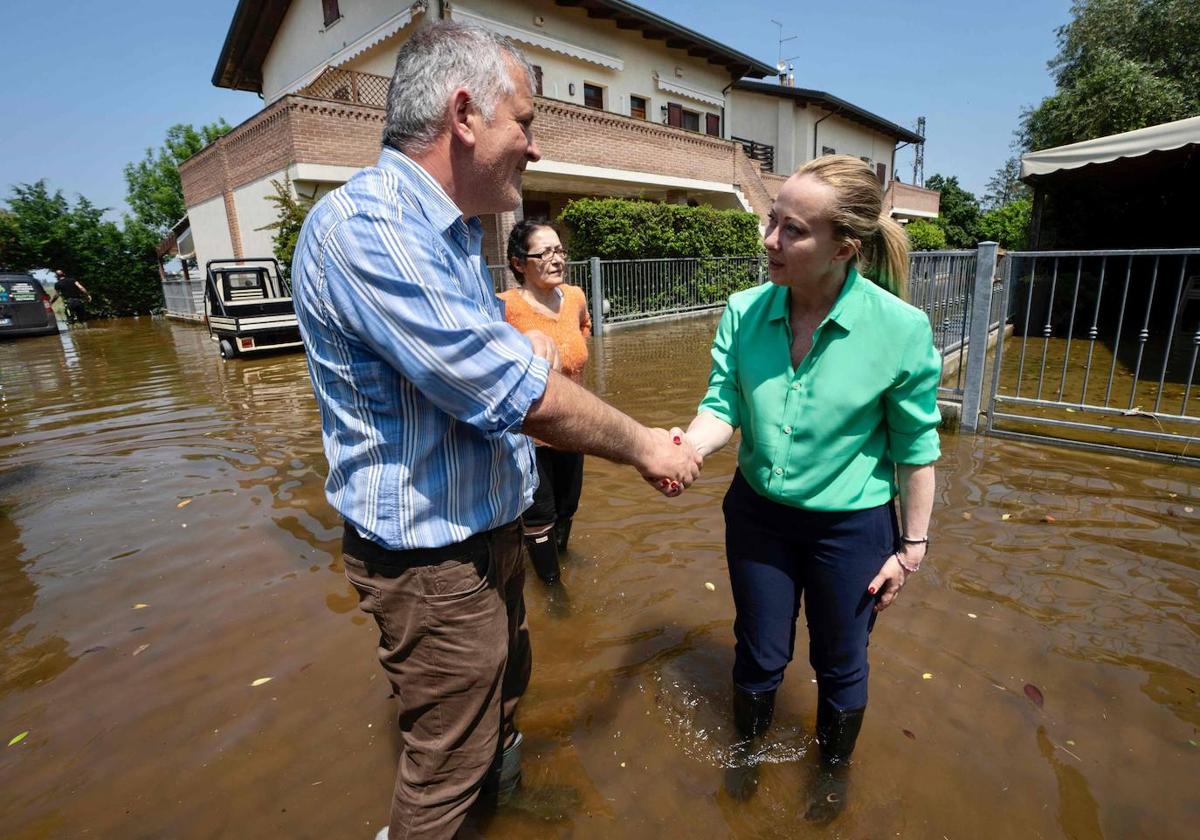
[677,156,941,820]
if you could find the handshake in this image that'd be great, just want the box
[637,426,703,498]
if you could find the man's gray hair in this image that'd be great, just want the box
[383,20,534,154]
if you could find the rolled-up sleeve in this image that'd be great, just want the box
[697,303,741,428]
[885,317,942,464]
[324,212,550,438]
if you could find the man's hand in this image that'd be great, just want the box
[525,329,561,372]
[636,427,702,497]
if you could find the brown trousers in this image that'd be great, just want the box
[342,521,530,840]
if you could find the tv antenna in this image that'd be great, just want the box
[770,19,797,76]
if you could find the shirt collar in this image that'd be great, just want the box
[378,147,472,237]
[766,265,866,332]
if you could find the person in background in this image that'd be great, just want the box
[499,220,590,584]
[677,155,941,822]
[290,21,701,840]
[50,269,92,323]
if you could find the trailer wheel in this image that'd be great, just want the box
[219,339,237,359]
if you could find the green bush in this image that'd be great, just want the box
[906,219,947,251]
[559,198,762,260]
[256,175,313,279]
[978,197,1032,250]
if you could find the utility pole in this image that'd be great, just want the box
[912,116,926,187]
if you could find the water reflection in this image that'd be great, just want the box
[0,315,1196,840]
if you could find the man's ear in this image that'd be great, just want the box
[448,88,477,148]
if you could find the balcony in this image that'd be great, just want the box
[300,67,390,108]
[884,180,941,220]
[731,136,775,174]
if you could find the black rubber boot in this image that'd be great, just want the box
[724,686,776,801]
[553,517,573,553]
[524,532,560,583]
[804,702,865,824]
[481,731,523,806]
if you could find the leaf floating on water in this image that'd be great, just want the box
[922,673,933,680]
[1041,515,1057,524]
[8,731,29,747]
[1001,514,1012,521]
[902,729,916,740]
[704,581,716,591]
[176,499,192,509]
[82,645,107,655]
[133,603,148,610]
[1185,507,1195,514]
[967,613,978,619]
[132,644,150,657]
[1023,683,1044,708]
[250,677,273,687]
[1066,739,1076,746]
[961,511,973,520]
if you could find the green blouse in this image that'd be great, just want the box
[698,267,942,511]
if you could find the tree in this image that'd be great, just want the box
[978,197,1032,250]
[983,157,1029,210]
[256,176,314,278]
[1021,0,1200,150]
[924,174,981,248]
[905,219,946,251]
[0,180,163,317]
[123,121,232,233]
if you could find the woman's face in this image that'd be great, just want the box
[516,227,566,292]
[763,174,855,288]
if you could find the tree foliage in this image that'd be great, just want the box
[256,176,314,278]
[0,180,163,317]
[924,174,981,249]
[559,198,762,260]
[905,219,947,251]
[1021,0,1200,150]
[123,121,232,233]
[978,197,1032,250]
[983,157,1029,210]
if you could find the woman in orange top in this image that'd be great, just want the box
[499,220,591,584]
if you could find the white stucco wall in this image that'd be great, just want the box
[188,195,234,273]
[262,0,424,102]
[263,0,737,134]
[231,171,292,260]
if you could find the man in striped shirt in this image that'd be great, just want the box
[292,21,702,840]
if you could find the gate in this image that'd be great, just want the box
[985,248,1200,463]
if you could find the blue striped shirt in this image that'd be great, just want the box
[292,148,550,550]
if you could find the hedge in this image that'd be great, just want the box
[558,198,762,260]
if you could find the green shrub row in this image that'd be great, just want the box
[558,198,763,260]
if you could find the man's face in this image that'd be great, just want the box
[468,59,541,215]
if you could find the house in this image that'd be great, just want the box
[179,0,926,274]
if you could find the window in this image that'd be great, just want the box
[681,109,700,132]
[821,146,836,156]
[630,95,647,120]
[583,83,604,109]
[531,65,543,96]
[705,113,721,137]
[322,0,341,27]
[876,163,887,184]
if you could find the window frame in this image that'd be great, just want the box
[629,94,648,120]
[321,0,341,28]
[583,82,604,110]
[681,108,701,132]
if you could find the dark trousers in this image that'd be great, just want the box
[523,446,584,529]
[342,521,530,840]
[723,470,897,711]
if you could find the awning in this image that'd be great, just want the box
[1020,115,1200,180]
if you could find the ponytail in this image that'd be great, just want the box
[863,215,910,300]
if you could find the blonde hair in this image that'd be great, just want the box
[794,155,910,299]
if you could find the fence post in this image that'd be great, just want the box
[961,241,999,432]
[590,257,604,337]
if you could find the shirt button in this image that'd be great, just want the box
[782,426,792,434]
[791,383,800,391]
[774,467,783,476]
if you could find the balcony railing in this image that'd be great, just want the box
[300,67,390,108]
[731,136,775,173]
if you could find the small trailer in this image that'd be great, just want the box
[204,258,302,359]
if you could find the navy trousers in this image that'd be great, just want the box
[723,470,898,711]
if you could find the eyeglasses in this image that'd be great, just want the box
[525,246,568,261]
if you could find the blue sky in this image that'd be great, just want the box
[0,0,1069,221]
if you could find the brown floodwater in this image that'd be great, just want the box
[1,316,1197,840]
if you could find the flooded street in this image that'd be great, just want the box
[1,316,1198,840]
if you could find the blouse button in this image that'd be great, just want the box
[774,467,784,476]
[782,426,792,434]
[791,383,800,391]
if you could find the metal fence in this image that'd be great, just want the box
[986,248,1200,462]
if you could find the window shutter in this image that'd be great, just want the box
[876,163,887,184]
[706,113,721,136]
[322,0,340,27]
[667,103,682,127]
